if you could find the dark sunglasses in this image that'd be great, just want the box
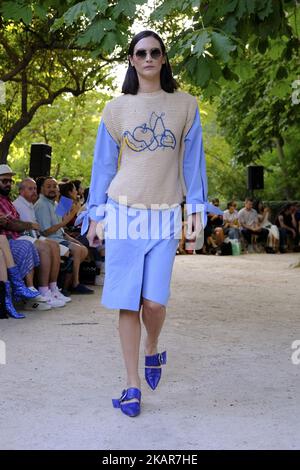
[134,48,162,60]
[0,178,13,185]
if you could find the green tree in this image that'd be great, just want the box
[217,41,300,199]
[150,0,298,97]
[8,89,111,183]
[0,0,146,162]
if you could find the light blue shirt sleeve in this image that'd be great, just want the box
[183,108,222,227]
[78,120,119,234]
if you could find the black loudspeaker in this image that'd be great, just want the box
[29,143,52,178]
[247,166,264,190]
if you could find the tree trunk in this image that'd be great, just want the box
[0,116,32,163]
[0,138,13,164]
[274,136,292,200]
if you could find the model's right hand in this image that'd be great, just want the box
[87,219,102,247]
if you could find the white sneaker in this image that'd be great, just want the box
[28,287,48,302]
[23,299,52,311]
[52,288,71,303]
[44,290,65,308]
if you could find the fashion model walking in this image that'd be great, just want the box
[83,30,221,417]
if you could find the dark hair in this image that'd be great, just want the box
[212,198,219,205]
[279,203,292,214]
[59,182,76,198]
[36,176,55,194]
[122,30,178,95]
[71,179,82,192]
[245,197,253,203]
[227,200,235,209]
[83,187,89,204]
[253,199,265,213]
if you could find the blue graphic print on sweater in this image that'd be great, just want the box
[123,112,176,152]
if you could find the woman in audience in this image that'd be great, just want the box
[0,232,40,319]
[58,182,81,234]
[254,200,279,253]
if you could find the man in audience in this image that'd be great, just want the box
[276,203,298,253]
[238,198,268,251]
[0,166,67,309]
[13,177,71,305]
[34,176,93,294]
[223,201,240,240]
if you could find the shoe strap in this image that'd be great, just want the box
[112,387,141,408]
[145,351,167,367]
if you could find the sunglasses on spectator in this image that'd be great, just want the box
[0,178,14,184]
[134,48,163,60]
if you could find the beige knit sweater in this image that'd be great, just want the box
[102,89,198,208]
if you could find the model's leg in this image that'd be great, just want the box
[119,309,141,391]
[142,299,166,356]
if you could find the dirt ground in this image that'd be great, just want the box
[1,252,300,450]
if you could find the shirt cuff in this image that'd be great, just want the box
[75,205,106,235]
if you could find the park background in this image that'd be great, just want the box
[1,1,300,451]
[0,0,299,205]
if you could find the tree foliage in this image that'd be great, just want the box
[0,0,147,162]
[150,0,298,98]
[1,0,299,201]
[8,89,110,183]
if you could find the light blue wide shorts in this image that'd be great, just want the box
[101,198,181,311]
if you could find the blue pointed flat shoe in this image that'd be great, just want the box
[112,387,141,417]
[145,351,167,390]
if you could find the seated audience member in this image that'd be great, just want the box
[275,203,298,253]
[0,167,67,308]
[223,201,240,240]
[200,198,223,254]
[209,198,224,246]
[58,181,82,235]
[0,166,58,310]
[177,201,187,255]
[290,202,300,249]
[253,200,279,253]
[238,198,268,251]
[71,180,85,205]
[0,233,42,319]
[13,177,70,306]
[34,176,93,294]
[295,203,300,228]
[59,181,102,264]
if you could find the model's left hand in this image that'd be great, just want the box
[95,221,105,241]
[186,212,203,240]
